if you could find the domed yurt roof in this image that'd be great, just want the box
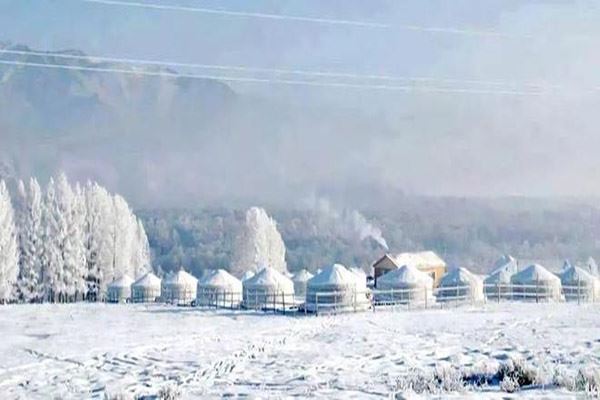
[241,270,256,282]
[378,264,434,287]
[439,267,481,287]
[164,269,198,286]
[511,264,560,284]
[489,255,518,275]
[199,269,242,291]
[108,275,135,288]
[308,264,361,288]
[244,267,294,292]
[560,265,597,284]
[485,256,518,284]
[292,269,314,283]
[132,272,161,288]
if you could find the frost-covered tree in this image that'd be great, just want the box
[63,182,87,300]
[84,182,116,299]
[0,181,19,302]
[131,218,151,278]
[230,206,287,277]
[112,194,135,279]
[83,183,151,297]
[40,177,64,302]
[15,179,43,302]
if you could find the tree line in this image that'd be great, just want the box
[0,174,151,303]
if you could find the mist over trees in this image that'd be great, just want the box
[140,196,600,278]
[0,174,151,303]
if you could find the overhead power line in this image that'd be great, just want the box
[0,59,547,96]
[79,0,524,38]
[0,48,558,91]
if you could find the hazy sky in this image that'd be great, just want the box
[2,0,600,204]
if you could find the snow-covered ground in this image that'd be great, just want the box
[0,303,599,399]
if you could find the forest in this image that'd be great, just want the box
[140,196,600,277]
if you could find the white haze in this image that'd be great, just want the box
[305,197,388,250]
[2,2,600,206]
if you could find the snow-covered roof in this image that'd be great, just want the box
[392,251,446,269]
[511,264,560,284]
[292,269,314,283]
[560,265,597,284]
[378,264,433,286]
[307,264,360,288]
[485,256,519,284]
[439,267,481,287]
[164,269,198,286]
[132,272,161,289]
[489,255,518,275]
[241,270,256,282]
[199,269,242,291]
[108,275,134,288]
[243,267,294,292]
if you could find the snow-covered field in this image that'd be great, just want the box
[0,303,599,399]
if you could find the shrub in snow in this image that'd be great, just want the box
[157,383,182,400]
[496,356,540,388]
[575,368,600,395]
[500,376,520,393]
[103,391,134,400]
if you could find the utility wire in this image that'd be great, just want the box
[79,0,526,38]
[0,48,558,91]
[0,59,547,96]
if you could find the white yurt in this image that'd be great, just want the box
[436,267,485,303]
[510,264,562,301]
[375,264,434,305]
[131,272,161,303]
[305,264,370,313]
[243,267,295,310]
[484,255,519,298]
[560,265,600,302]
[107,275,135,303]
[292,269,314,300]
[197,269,243,308]
[162,269,198,305]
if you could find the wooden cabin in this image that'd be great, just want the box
[372,251,447,287]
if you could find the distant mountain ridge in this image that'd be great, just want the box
[0,43,239,203]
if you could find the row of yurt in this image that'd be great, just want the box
[243,267,295,309]
[107,272,162,303]
[436,267,485,303]
[107,275,135,303]
[484,255,519,298]
[197,269,243,308]
[162,270,198,305]
[292,269,314,299]
[560,265,600,301]
[132,272,162,303]
[375,264,434,305]
[305,264,370,313]
[510,264,563,301]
